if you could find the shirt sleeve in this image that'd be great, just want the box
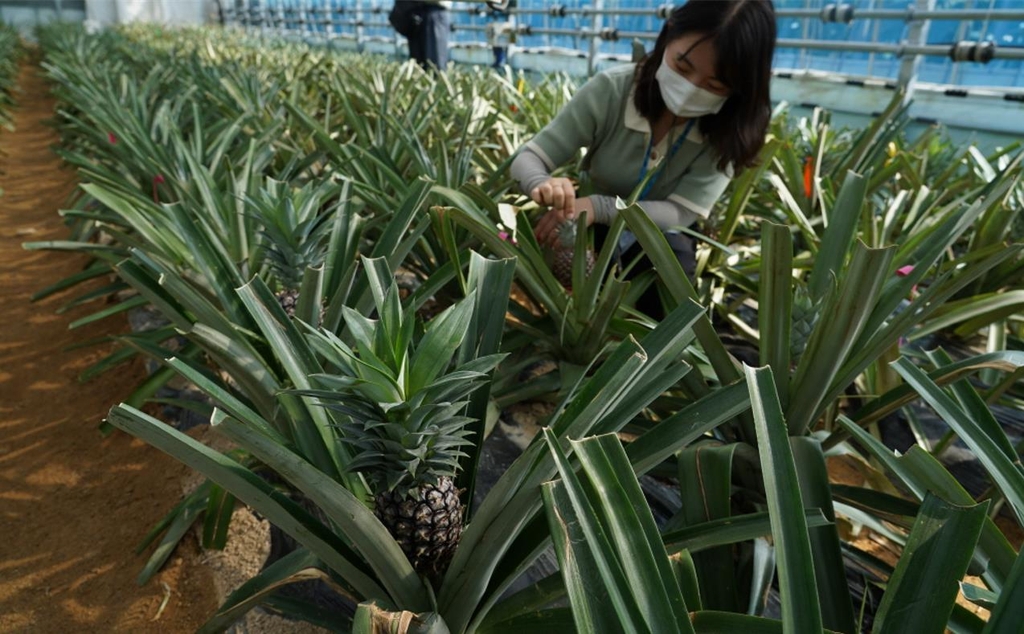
[522,71,616,171]
[666,153,733,219]
[509,146,552,196]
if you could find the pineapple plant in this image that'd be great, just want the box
[551,218,595,290]
[308,263,504,582]
[249,178,339,319]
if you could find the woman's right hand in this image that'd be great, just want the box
[534,197,594,248]
[530,177,577,220]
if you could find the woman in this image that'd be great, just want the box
[510,0,776,312]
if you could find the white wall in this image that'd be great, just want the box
[85,0,118,25]
[86,0,213,27]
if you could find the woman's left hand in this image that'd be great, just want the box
[535,197,595,248]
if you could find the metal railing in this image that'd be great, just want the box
[218,1,1024,89]
[451,3,1024,22]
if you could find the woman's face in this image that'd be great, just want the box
[662,32,730,97]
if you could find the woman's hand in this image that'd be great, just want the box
[530,177,577,218]
[535,197,595,248]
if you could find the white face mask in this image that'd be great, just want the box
[655,55,728,118]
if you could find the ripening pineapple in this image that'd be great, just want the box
[551,218,595,290]
[311,268,504,582]
[333,388,479,581]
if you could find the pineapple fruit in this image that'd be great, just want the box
[790,284,820,365]
[310,269,504,582]
[275,287,302,317]
[551,218,595,290]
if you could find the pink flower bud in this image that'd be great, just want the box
[152,174,165,203]
[896,265,918,297]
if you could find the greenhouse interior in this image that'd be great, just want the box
[1,0,1023,632]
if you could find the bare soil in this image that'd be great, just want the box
[0,62,219,632]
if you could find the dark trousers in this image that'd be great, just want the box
[408,7,449,71]
[595,225,697,320]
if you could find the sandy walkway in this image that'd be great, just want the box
[0,60,218,632]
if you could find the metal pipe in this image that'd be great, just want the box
[507,8,663,17]
[588,0,603,76]
[449,5,1024,22]
[948,0,974,85]
[866,0,880,76]
[325,19,390,29]
[528,27,588,38]
[265,18,1023,63]
[776,8,1024,21]
[800,0,811,71]
[777,38,1024,60]
[508,26,638,43]
[616,31,657,41]
[354,0,365,53]
[898,0,936,102]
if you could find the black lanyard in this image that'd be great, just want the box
[637,118,695,200]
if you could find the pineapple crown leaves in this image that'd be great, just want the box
[341,409,476,493]
[303,360,501,434]
[290,257,507,494]
[247,178,342,290]
[317,385,479,492]
[351,255,487,397]
[556,217,579,249]
[406,289,479,394]
[360,257,415,375]
[339,403,477,449]
[302,305,504,410]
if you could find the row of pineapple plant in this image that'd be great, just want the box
[26,22,1024,632]
[0,22,22,134]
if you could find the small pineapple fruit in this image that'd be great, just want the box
[275,288,301,317]
[551,219,595,290]
[273,286,328,323]
[790,285,820,365]
[310,266,504,583]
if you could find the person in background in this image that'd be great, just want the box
[408,1,451,71]
[510,0,777,317]
[486,0,517,68]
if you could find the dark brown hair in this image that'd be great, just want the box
[634,0,776,172]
